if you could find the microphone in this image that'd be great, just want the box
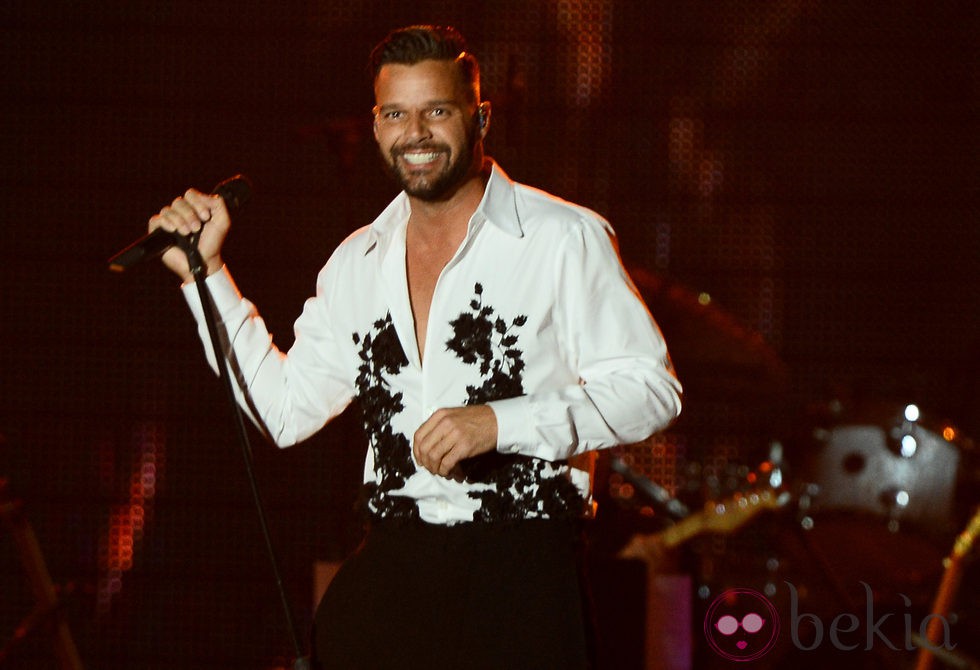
[107,174,252,272]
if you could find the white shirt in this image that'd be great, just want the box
[184,161,681,525]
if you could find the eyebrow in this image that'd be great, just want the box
[375,99,462,112]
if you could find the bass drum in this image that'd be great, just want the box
[784,401,974,609]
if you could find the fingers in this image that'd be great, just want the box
[147,187,231,281]
[148,189,220,237]
[413,410,459,477]
[413,406,498,478]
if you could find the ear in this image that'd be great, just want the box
[477,101,491,137]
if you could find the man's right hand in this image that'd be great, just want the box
[148,188,230,283]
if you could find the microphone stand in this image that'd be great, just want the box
[175,231,310,670]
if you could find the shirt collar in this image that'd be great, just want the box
[364,159,524,256]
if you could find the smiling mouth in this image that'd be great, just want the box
[400,151,442,166]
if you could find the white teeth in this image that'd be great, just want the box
[402,152,440,165]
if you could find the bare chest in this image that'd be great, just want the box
[406,244,456,361]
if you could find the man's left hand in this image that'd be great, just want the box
[413,405,498,478]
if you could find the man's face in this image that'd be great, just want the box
[373,59,482,201]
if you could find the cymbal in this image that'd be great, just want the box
[628,265,788,397]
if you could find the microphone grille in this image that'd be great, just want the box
[212,174,253,210]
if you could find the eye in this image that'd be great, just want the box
[427,107,450,119]
[742,613,765,633]
[715,615,739,636]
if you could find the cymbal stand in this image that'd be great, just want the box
[0,478,83,669]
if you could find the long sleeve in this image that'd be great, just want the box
[182,263,355,447]
[489,217,682,461]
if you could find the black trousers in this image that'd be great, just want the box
[311,518,593,670]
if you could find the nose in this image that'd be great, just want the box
[403,111,432,141]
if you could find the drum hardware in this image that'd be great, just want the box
[610,456,691,520]
[778,400,976,628]
[798,402,961,533]
[885,403,924,459]
[795,482,819,531]
[880,487,912,534]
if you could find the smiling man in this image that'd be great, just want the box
[148,25,681,669]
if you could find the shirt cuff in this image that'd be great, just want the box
[487,396,534,455]
[180,265,240,318]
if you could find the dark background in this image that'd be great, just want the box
[1,1,977,668]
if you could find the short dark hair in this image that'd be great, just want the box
[369,25,480,101]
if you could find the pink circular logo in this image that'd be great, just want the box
[704,588,780,661]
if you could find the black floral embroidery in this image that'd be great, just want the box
[446,282,527,404]
[353,313,418,520]
[447,283,586,521]
[465,454,588,522]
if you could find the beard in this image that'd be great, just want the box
[382,122,480,201]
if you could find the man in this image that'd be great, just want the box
[150,25,681,669]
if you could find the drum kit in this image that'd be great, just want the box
[597,269,980,669]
